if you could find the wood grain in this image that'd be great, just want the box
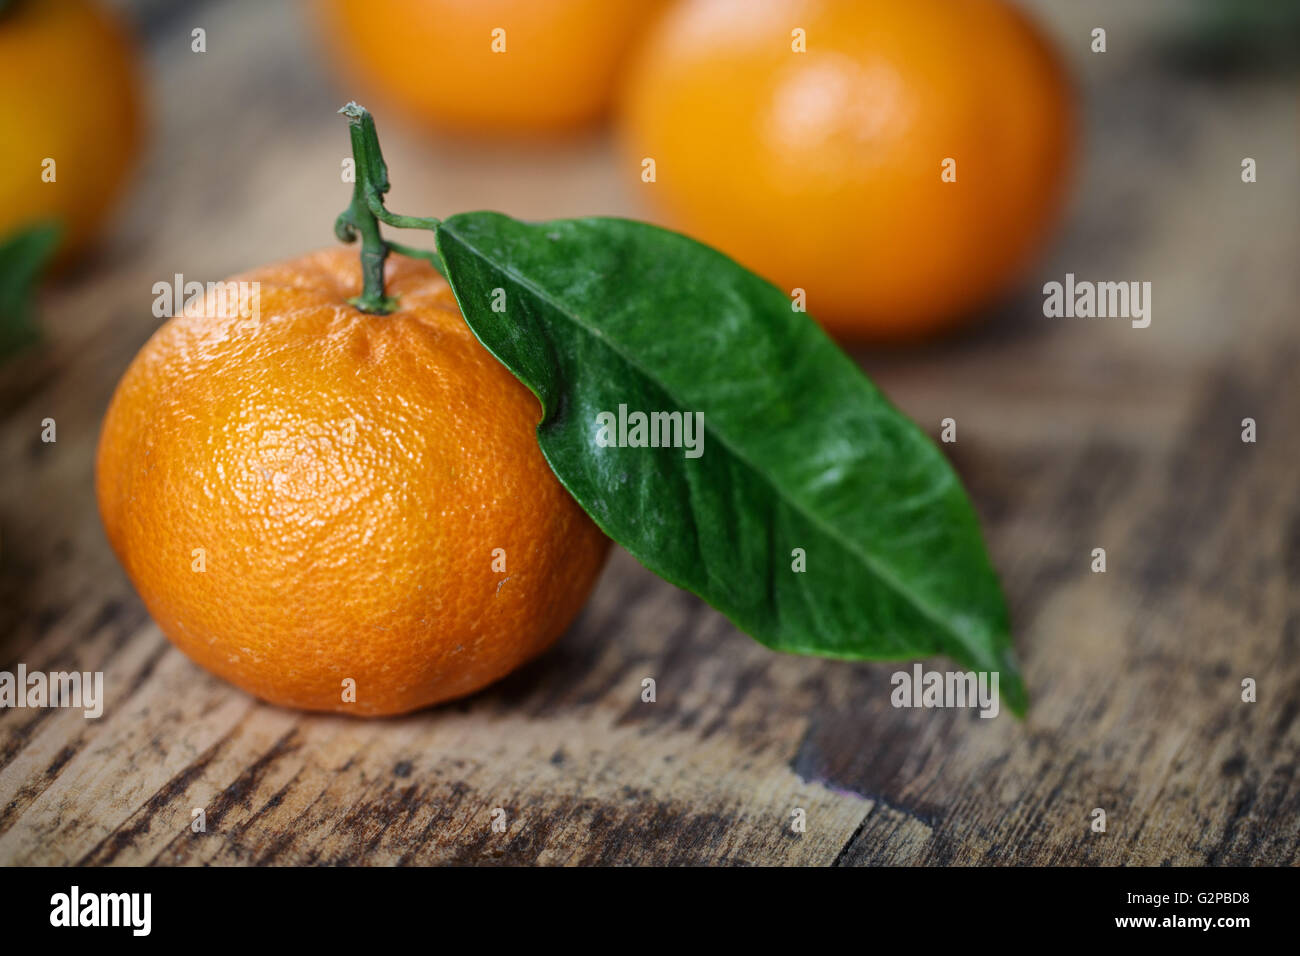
[1,0,1296,865]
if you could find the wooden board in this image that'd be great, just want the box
[1,0,1297,865]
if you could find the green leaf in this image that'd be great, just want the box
[435,212,1026,715]
[0,221,62,359]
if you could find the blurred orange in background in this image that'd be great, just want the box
[0,0,143,263]
[311,0,667,137]
[619,0,1077,341]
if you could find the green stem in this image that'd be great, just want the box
[334,103,443,314]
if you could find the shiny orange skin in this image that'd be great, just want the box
[96,249,610,716]
[312,0,667,136]
[0,0,144,261]
[618,0,1076,341]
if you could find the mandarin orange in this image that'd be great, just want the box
[96,248,609,715]
[618,0,1076,340]
[0,0,144,261]
[313,0,667,136]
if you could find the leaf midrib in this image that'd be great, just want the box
[437,220,996,666]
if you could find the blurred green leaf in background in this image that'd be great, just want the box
[0,221,61,360]
[1164,0,1300,74]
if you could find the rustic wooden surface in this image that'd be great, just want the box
[2,1,1297,866]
